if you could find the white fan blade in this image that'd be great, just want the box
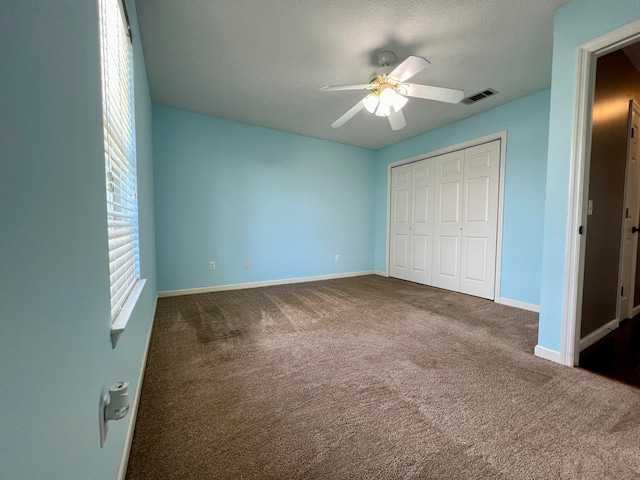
[404,83,464,104]
[388,109,406,131]
[388,56,430,82]
[331,100,365,128]
[321,84,371,92]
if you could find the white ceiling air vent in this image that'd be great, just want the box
[461,88,498,105]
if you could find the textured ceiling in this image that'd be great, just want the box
[136,0,571,150]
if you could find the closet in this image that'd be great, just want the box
[389,140,501,300]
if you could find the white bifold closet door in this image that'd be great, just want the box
[389,158,435,284]
[390,140,500,300]
[432,141,500,298]
[431,149,465,292]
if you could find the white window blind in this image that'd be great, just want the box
[99,0,140,322]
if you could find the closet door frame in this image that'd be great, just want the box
[385,131,507,303]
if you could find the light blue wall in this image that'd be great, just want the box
[0,1,156,479]
[153,106,376,292]
[374,90,551,306]
[538,0,640,352]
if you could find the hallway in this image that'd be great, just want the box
[580,315,640,388]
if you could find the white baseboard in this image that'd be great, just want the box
[534,345,562,364]
[117,300,158,480]
[498,297,540,313]
[579,318,619,352]
[158,271,377,298]
[374,270,387,277]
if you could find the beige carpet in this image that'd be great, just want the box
[126,275,640,479]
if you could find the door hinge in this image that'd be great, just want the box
[621,286,624,296]
[579,225,584,235]
[632,127,636,139]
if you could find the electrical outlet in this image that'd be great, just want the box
[335,254,340,262]
[245,259,251,268]
[209,261,216,270]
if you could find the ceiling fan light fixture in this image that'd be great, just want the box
[378,88,408,115]
[363,94,380,113]
[375,103,392,117]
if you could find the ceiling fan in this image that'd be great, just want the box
[320,51,464,131]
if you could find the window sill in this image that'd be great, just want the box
[111,278,146,347]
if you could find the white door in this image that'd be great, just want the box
[459,141,501,298]
[619,101,640,320]
[389,164,411,280]
[432,150,465,292]
[408,159,435,284]
[389,159,435,284]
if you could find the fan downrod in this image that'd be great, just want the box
[370,51,397,82]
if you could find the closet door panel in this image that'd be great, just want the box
[463,236,487,281]
[389,164,412,280]
[432,151,464,291]
[408,159,434,284]
[438,235,460,277]
[459,140,500,299]
[393,234,409,270]
[411,234,429,275]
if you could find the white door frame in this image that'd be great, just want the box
[561,19,640,367]
[385,131,507,302]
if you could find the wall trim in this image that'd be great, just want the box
[158,271,377,298]
[117,299,158,480]
[374,270,387,277]
[384,131,507,302]
[534,345,562,364]
[561,18,640,367]
[498,297,540,313]
[579,318,619,352]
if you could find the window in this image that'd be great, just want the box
[99,0,143,334]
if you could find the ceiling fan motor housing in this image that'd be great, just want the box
[369,66,394,82]
[377,51,396,66]
[369,51,397,81]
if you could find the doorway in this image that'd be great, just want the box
[563,24,640,367]
[579,48,640,351]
